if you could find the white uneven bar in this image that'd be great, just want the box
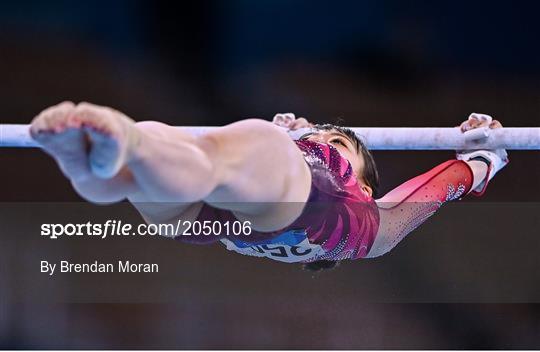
[1,124,539,150]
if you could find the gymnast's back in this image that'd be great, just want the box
[179,137,477,263]
[179,139,380,263]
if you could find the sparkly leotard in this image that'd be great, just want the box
[177,140,475,263]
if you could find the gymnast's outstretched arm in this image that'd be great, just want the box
[365,117,505,258]
[363,159,485,257]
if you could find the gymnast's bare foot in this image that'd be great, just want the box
[30,101,139,179]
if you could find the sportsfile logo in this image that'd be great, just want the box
[42,220,147,239]
[41,220,252,239]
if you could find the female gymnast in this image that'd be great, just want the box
[29,102,509,270]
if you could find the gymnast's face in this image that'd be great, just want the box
[303,130,373,196]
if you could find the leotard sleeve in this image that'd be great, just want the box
[368,159,474,257]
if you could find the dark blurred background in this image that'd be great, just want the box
[0,0,539,349]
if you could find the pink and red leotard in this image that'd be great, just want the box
[178,140,475,263]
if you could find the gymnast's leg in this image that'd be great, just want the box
[30,102,312,231]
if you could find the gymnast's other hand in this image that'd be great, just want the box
[459,112,503,132]
[272,113,313,131]
[456,113,508,195]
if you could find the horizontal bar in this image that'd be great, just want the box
[1,124,539,150]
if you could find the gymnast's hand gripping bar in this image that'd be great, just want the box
[0,124,539,150]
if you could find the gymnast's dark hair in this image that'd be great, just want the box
[303,259,341,272]
[300,123,380,272]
